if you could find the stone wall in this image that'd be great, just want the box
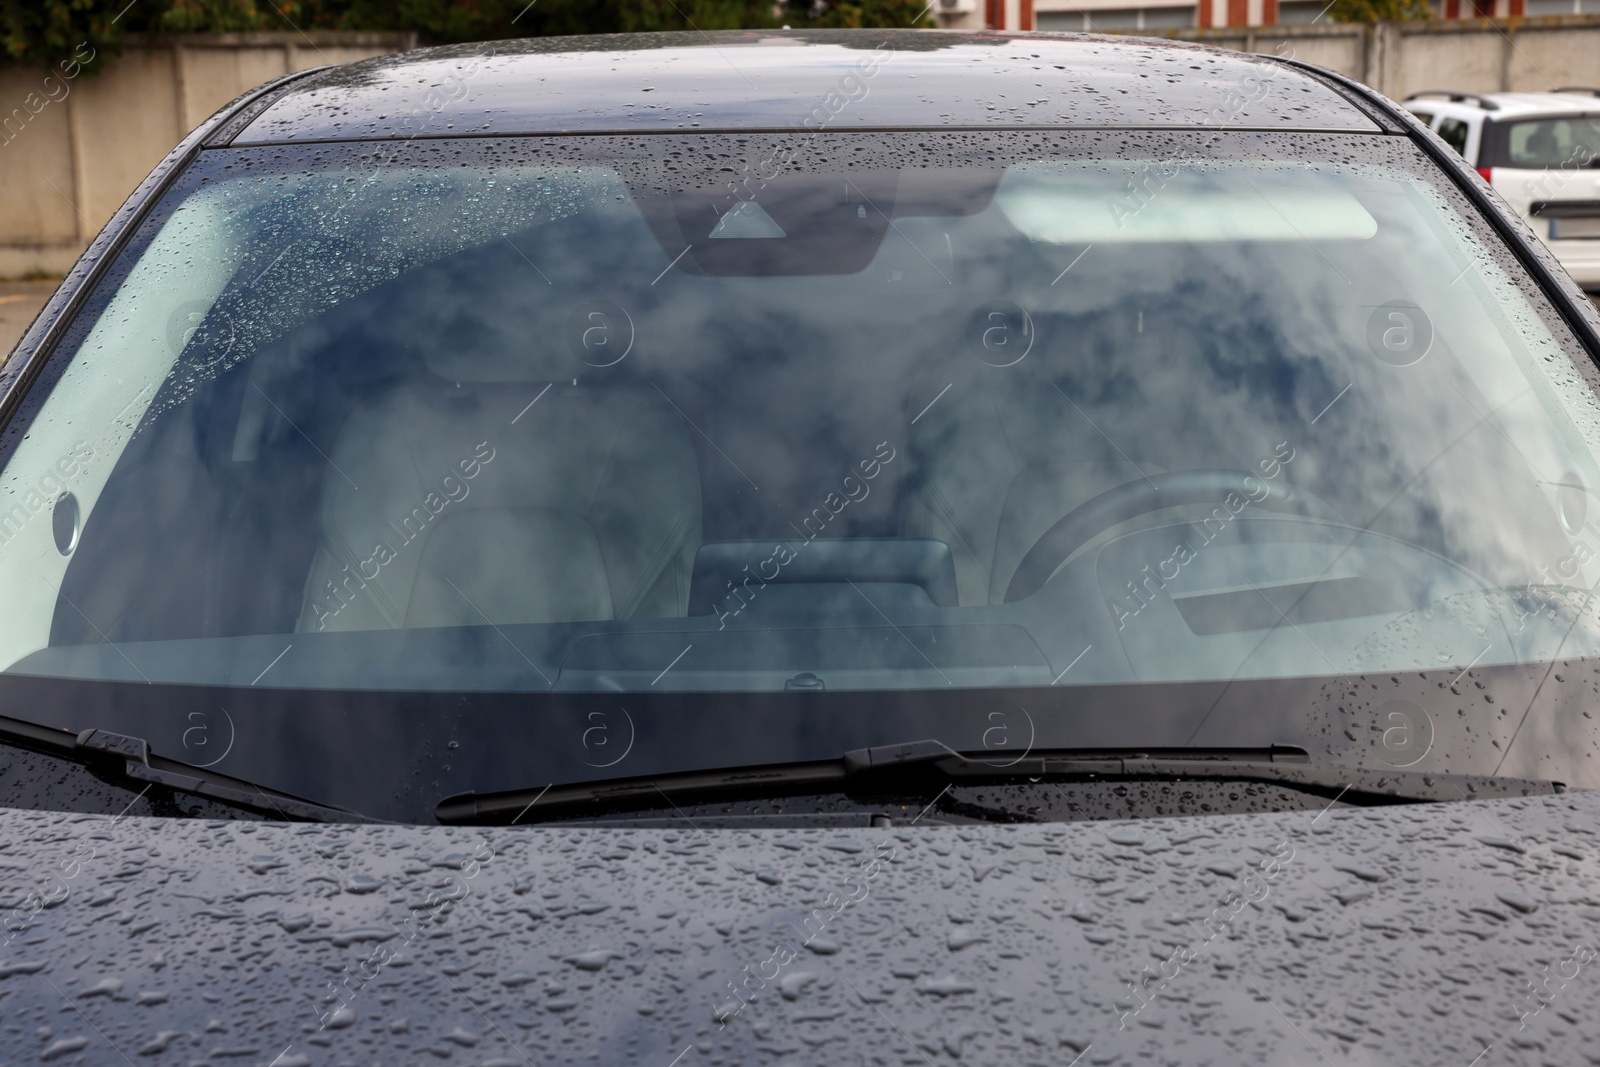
[0,21,1596,277]
[0,32,415,278]
[1148,14,1600,99]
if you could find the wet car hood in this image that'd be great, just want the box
[1,791,1595,1066]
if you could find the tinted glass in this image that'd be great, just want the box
[4,130,1600,820]
[1276,1,1330,22]
[1502,114,1600,167]
[1437,117,1470,156]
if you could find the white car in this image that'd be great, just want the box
[1404,89,1600,290]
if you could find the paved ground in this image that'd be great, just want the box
[0,280,60,368]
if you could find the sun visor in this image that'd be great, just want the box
[995,162,1379,244]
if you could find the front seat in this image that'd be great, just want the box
[296,342,701,632]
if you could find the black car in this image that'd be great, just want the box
[3,29,1600,1067]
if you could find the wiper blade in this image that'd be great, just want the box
[0,712,374,823]
[436,739,1564,825]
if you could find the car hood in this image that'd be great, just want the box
[1,792,1595,1066]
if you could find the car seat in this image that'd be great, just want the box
[295,340,701,632]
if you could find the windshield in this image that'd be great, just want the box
[4,129,1600,822]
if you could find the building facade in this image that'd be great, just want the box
[936,0,1599,29]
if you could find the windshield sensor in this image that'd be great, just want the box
[434,740,1564,825]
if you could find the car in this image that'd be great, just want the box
[4,27,1600,1066]
[1403,88,1600,290]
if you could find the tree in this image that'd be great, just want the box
[0,0,135,73]
[0,0,934,71]
[387,0,778,40]
[779,0,936,26]
[1324,0,1435,20]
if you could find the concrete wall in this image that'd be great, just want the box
[0,22,1597,276]
[0,32,415,278]
[1144,15,1600,99]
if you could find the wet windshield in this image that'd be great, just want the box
[3,129,1600,822]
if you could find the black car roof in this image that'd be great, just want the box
[230,29,1382,145]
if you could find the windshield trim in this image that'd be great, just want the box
[228,125,1405,150]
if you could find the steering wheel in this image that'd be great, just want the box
[1003,469,1345,602]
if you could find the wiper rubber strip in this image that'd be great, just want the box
[436,739,1563,825]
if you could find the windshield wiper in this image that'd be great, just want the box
[436,739,1564,825]
[0,712,374,823]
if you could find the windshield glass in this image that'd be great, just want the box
[5,130,1600,822]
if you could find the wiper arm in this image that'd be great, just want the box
[0,712,374,823]
[436,739,1564,825]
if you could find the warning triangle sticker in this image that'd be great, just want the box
[709,200,786,239]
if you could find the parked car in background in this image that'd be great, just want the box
[1404,89,1600,290]
[4,30,1600,1066]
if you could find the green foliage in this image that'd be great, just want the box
[153,1,346,33]
[781,0,936,27]
[1324,0,1435,20]
[389,0,778,40]
[0,0,934,72]
[0,0,128,73]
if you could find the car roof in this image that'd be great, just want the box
[1406,89,1600,120]
[230,29,1382,145]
